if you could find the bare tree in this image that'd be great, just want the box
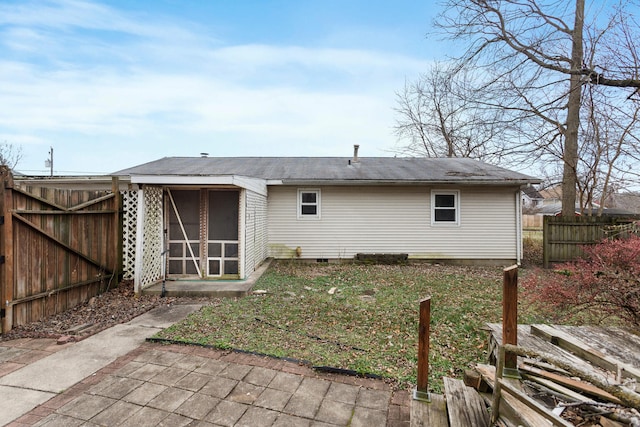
[577,83,640,215]
[0,142,22,170]
[428,0,640,216]
[394,61,520,162]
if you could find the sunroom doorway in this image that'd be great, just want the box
[166,188,240,279]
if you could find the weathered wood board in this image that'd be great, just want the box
[410,393,448,427]
[443,377,490,427]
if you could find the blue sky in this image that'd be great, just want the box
[0,0,441,175]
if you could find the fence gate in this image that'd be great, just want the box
[0,167,121,333]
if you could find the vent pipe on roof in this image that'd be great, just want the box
[353,144,360,163]
[200,153,209,157]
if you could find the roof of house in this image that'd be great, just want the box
[605,192,640,214]
[113,156,540,186]
[538,185,562,200]
[522,185,543,199]
[536,203,638,217]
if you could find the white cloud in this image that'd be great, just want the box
[0,0,430,173]
[0,0,199,41]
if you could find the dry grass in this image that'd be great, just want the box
[156,257,550,392]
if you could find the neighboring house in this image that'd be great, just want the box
[534,185,638,216]
[114,150,540,293]
[522,186,543,212]
[536,203,636,217]
[604,192,640,214]
[538,185,562,206]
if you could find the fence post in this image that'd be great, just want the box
[543,215,550,268]
[0,167,14,333]
[414,296,431,401]
[503,265,519,377]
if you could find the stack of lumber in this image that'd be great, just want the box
[470,324,640,426]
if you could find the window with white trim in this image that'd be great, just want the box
[298,189,321,219]
[431,190,459,225]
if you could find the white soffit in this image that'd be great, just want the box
[130,175,268,196]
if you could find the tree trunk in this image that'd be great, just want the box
[562,0,585,217]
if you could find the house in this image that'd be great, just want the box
[604,192,640,214]
[538,185,562,206]
[535,203,637,217]
[113,149,540,292]
[533,185,638,217]
[522,185,543,212]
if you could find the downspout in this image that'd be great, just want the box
[515,188,523,265]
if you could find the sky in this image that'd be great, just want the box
[0,0,442,175]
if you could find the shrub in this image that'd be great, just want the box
[522,235,640,328]
[522,234,543,267]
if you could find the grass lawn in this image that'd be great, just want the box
[154,261,551,392]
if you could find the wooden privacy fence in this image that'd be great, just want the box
[522,214,543,230]
[543,215,640,268]
[0,167,122,333]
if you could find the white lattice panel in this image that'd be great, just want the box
[140,186,163,289]
[245,189,269,276]
[121,190,138,280]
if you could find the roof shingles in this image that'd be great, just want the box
[114,156,539,185]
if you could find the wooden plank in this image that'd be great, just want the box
[68,192,115,211]
[443,377,490,427]
[112,176,121,280]
[486,323,616,379]
[521,370,592,402]
[599,416,626,427]
[518,364,622,404]
[11,186,74,212]
[497,379,574,427]
[410,393,448,427]
[477,364,554,427]
[12,210,117,215]
[490,345,507,425]
[417,297,431,392]
[543,215,550,268]
[9,275,113,305]
[531,324,640,383]
[0,168,15,333]
[502,265,518,370]
[563,325,640,367]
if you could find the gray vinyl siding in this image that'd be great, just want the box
[244,189,269,275]
[267,185,519,260]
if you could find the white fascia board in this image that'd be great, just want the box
[278,179,540,186]
[130,175,268,196]
[232,176,268,196]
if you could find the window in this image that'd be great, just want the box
[298,189,320,219]
[432,190,459,225]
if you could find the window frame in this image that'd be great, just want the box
[297,188,321,220]
[431,190,460,226]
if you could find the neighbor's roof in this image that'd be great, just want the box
[536,203,638,216]
[522,185,543,199]
[113,156,540,185]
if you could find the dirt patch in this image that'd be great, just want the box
[0,281,212,342]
